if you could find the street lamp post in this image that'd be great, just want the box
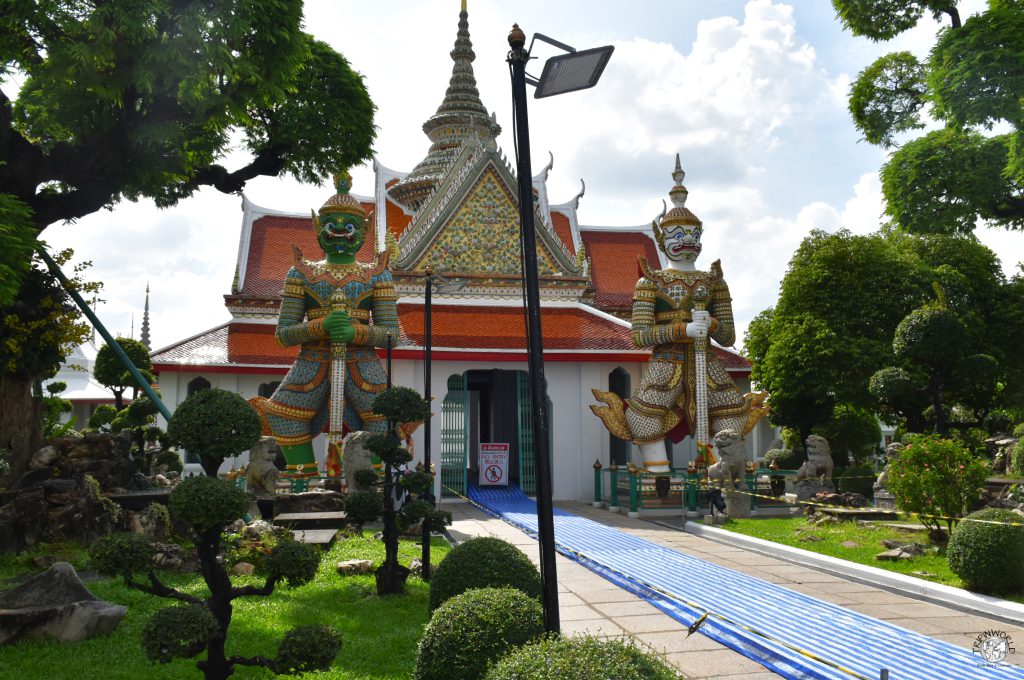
[422,265,434,580]
[506,23,613,635]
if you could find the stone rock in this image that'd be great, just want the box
[795,480,830,502]
[342,431,377,493]
[840,541,859,549]
[409,559,434,578]
[40,479,77,496]
[11,467,55,490]
[29,446,59,469]
[32,556,58,570]
[875,544,926,561]
[0,562,126,644]
[225,519,246,535]
[336,559,373,575]
[797,534,824,543]
[130,504,169,543]
[274,491,345,516]
[152,543,190,571]
[242,520,286,541]
[154,474,171,487]
[0,489,50,554]
[233,562,255,576]
[54,490,123,544]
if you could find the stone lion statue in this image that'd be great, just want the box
[343,431,377,493]
[245,436,281,496]
[874,441,903,493]
[707,429,746,489]
[796,434,833,484]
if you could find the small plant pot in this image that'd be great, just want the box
[654,476,671,499]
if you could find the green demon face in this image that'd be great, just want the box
[318,211,365,258]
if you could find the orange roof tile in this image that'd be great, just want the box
[384,181,412,240]
[550,210,575,257]
[239,207,378,299]
[154,309,749,372]
[582,230,661,310]
[399,303,634,351]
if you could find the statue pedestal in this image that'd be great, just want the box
[725,488,751,518]
[794,480,830,503]
[873,491,895,511]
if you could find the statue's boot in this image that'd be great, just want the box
[282,443,319,479]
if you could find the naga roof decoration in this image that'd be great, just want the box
[387,6,501,212]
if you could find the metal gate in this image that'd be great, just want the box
[440,374,468,498]
[516,371,536,496]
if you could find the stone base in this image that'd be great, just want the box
[873,491,895,511]
[725,489,751,518]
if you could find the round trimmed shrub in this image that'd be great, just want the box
[267,539,321,586]
[142,604,220,663]
[344,489,383,527]
[947,508,1024,594]
[413,587,544,680]
[169,475,250,533]
[485,635,680,680]
[838,465,876,499]
[762,448,803,470]
[166,388,262,476]
[275,624,341,674]
[428,536,541,611]
[90,532,154,578]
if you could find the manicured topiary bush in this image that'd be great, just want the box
[947,508,1024,594]
[343,489,384,531]
[762,448,803,470]
[838,465,876,499]
[485,635,680,680]
[428,536,541,611]
[142,604,220,663]
[274,624,342,674]
[413,587,544,680]
[166,388,262,477]
[89,475,334,679]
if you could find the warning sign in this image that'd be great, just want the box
[479,443,510,486]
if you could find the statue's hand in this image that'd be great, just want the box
[324,309,355,343]
[686,309,711,338]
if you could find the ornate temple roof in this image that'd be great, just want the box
[156,5,752,376]
[387,6,501,212]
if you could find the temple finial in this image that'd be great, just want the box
[140,282,152,351]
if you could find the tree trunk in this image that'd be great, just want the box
[376,460,409,596]
[929,375,947,436]
[196,528,235,680]
[0,374,43,485]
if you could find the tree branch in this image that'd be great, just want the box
[943,7,961,30]
[124,572,203,605]
[188,145,288,195]
[230,574,280,600]
[227,655,277,671]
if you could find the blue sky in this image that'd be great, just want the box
[41,0,1021,351]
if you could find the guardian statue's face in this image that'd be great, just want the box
[661,223,702,263]
[318,211,365,257]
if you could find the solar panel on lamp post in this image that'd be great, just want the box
[506,23,613,635]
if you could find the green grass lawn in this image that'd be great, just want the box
[718,516,964,587]
[0,533,450,680]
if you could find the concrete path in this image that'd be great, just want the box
[446,500,1024,679]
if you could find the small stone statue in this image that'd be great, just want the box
[245,436,281,496]
[795,435,834,485]
[873,441,903,494]
[707,429,746,490]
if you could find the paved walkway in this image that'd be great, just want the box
[446,500,1024,679]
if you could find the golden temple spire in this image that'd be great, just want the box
[388,0,501,211]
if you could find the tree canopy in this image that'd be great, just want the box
[94,337,154,411]
[834,0,1024,233]
[0,0,376,300]
[745,229,1013,442]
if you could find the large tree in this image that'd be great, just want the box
[0,0,376,301]
[745,229,1010,444]
[834,0,1024,233]
[0,251,95,484]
